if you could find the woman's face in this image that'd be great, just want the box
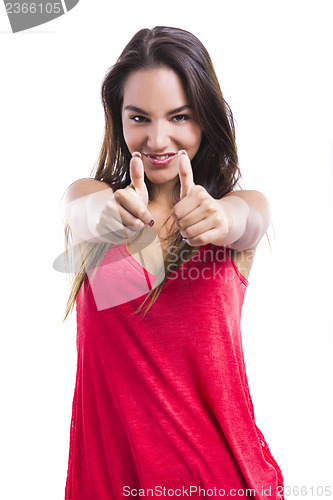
[121,67,203,190]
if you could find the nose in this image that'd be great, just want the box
[146,121,170,152]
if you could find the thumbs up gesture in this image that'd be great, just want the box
[97,152,154,243]
[171,150,230,247]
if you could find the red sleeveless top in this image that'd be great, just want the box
[65,241,285,499]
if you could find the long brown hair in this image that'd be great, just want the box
[62,26,241,322]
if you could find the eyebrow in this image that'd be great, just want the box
[124,105,192,116]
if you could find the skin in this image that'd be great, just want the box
[122,67,203,208]
[62,67,270,280]
[119,66,270,279]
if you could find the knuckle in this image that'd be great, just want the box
[198,189,207,201]
[208,200,219,216]
[205,201,215,212]
[137,206,146,219]
[213,212,222,225]
[173,209,180,219]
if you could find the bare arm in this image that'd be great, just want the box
[216,190,271,251]
[62,155,155,246]
[61,178,116,244]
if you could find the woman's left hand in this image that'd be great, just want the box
[171,151,231,247]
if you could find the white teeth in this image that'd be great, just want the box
[151,155,172,160]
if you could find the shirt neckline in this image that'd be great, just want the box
[119,241,203,276]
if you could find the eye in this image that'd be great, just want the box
[129,115,149,123]
[171,114,190,123]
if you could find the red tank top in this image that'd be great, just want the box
[65,240,285,500]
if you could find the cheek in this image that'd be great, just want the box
[180,124,202,149]
[122,125,140,149]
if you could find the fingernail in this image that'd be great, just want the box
[182,237,188,242]
[132,152,142,158]
[178,150,187,156]
[147,219,154,227]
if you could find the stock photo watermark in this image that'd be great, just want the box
[54,189,254,310]
[122,484,333,497]
[54,231,253,311]
[2,0,79,32]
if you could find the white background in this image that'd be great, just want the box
[0,1,332,498]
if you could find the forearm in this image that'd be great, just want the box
[216,190,271,250]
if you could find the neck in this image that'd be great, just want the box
[148,179,180,209]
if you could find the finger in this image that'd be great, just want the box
[113,189,154,227]
[100,201,145,231]
[178,150,195,200]
[127,152,154,226]
[130,152,147,195]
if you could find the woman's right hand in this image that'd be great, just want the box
[96,153,154,243]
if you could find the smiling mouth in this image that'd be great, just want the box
[143,153,177,160]
[142,153,178,166]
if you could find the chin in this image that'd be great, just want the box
[148,173,178,183]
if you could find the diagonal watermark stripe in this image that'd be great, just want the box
[53,229,165,311]
[53,226,160,274]
[53,191,166,310]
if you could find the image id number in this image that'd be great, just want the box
[281,485,332,496]
[5,3,62,14]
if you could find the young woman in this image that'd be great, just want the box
[62,26,285,500]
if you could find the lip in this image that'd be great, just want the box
[143,153,177,167]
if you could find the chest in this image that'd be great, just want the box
[125,219,199,277]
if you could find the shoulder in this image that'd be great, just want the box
[62,178,113,204]
[224,189,271,225]
[224,188,269,203]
